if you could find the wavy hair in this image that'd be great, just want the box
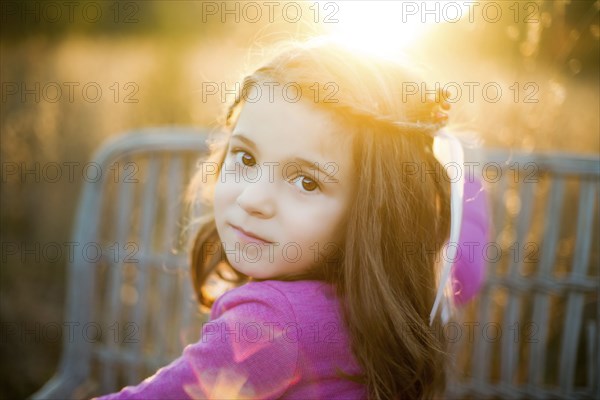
[186,40,452,399]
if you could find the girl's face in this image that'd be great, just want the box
[213,83,355,279]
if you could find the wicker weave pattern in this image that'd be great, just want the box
[447,149,599,400]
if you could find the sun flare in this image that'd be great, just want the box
[320,1,470,59]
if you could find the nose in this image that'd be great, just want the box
[236,169,276,218]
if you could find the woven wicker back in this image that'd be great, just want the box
[447,149,599,399]
[33,128,211,399]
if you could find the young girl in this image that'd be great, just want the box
[95,39,489,400]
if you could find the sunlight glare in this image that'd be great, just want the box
[321,1,470,58]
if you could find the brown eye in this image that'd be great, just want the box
[234,151,256,167]
[293,175,319,192]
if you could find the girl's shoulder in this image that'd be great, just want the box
[211,279,339,323]
[203,280,361,399]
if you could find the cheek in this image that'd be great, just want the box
[214,159,243,198]
[213,173,235,222]
[286,198,348,244]
[213,174,224,204]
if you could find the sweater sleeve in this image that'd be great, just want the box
[92,282,299,400]
[452,174,491,305]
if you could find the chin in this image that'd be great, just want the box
[229,261,271,280]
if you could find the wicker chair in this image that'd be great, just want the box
[32,128,599,399]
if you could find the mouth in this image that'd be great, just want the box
[228,224,273,245]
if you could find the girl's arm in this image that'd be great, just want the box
[92,282,299,400]
[452,174,490,305]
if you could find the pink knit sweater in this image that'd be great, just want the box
[93,280,368,399]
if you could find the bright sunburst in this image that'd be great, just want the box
[320,1,471,58]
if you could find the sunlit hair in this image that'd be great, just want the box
[186,39,452,400]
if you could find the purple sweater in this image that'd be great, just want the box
[93,280,367,399]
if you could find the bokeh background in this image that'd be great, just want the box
[1,0,598,398]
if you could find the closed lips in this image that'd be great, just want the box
[229,224,273,243]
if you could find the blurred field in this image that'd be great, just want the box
[1,1,598,398]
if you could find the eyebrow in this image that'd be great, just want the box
[230,133,338,182]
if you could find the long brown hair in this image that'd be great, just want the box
[186,40,452,399]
